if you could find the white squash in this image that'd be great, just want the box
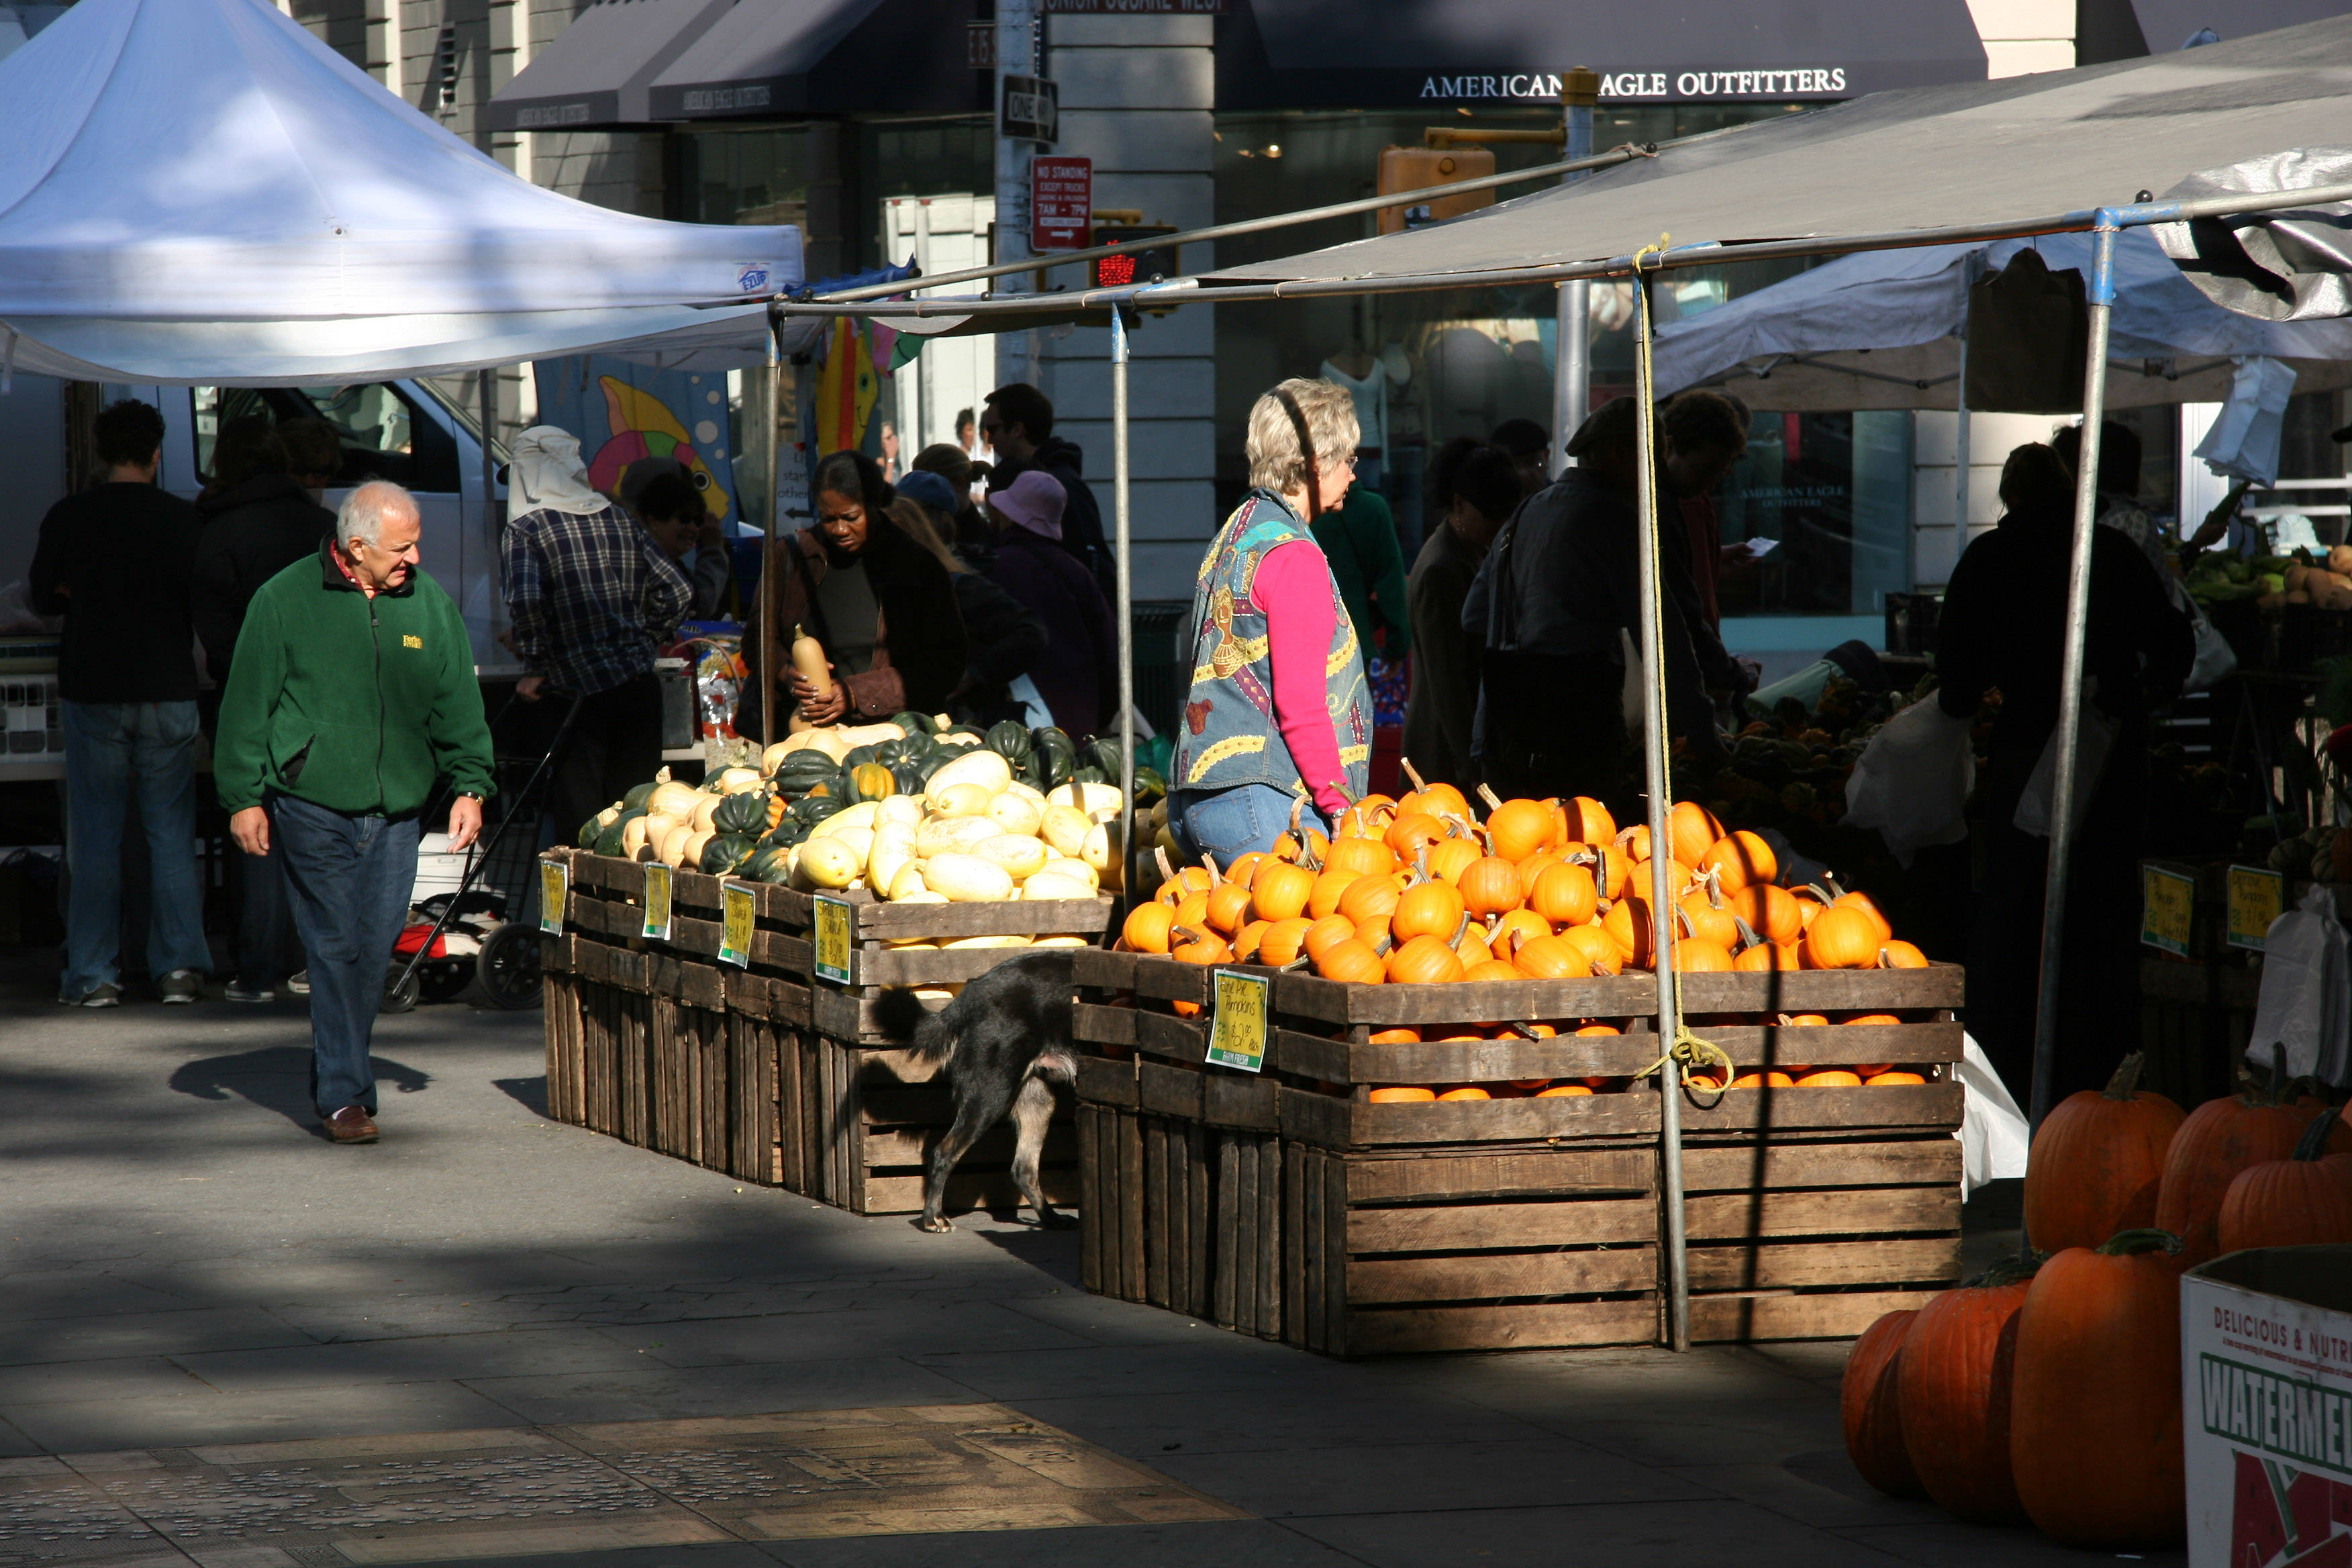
[1020,871,1098,903]
[928,748,1013,797]
[811,800,880,836]
[922,853,1015,903]
[718,766,766,794]
[836,722,906,748]
[912,983,963,1001]
[794,836,862,890]
[822,826,875,866]
[1039,803,1092,858]
[974,834,1050,881]
[886,862,931,901]
[649,780,703,819]
[1045,780,1122,818]
[1041,853,1099,890]
[1002,779,1046,807]
[621,814,658,858]
[1083,818,1122,884]
[868,822,917,894]
[895,889,949,905]
[1031,934,1091,948]
[913,814,1000,860]
[987,791,1044,838]
[689,793,724,833]
[942,934,1031,950]
[657,822,697,867]
[928,782,998,820]
[886,936,937,951]
[875,795,927,830]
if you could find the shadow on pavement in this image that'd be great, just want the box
[169,1044,432,1133]
[493,1075,550,1117]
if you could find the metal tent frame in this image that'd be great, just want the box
[770,170,2352,1351]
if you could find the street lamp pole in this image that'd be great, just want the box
[994,0,1040,388]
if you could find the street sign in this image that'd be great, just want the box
[966,20,994,68]
[1030,156,1092,250]
[1000,73,1057,143]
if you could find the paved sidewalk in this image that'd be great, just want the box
[0,985,2163,1567]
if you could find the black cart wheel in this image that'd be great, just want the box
[477,923,544,1010]
[419,963,473,1004]
[381,963,420,1014]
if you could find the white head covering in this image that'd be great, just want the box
[508,425,608,516]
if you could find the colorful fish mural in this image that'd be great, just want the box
[530,360,740,529]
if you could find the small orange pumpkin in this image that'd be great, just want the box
[1804,904,1881,970]
[1384,812,1451,859]
[1797,1068,1865,1087]
[1667,801,1724,867]
[1879,940,1930,969]
[1701,829,1778,892]
[1322,835,1396,879]
[1203,879,1254,936]
[1338,873,1404,926]
[1435,1085,1490,1101]
[1458,856,1524,920]
[1867,1071,1928,1085]
[1559,924,1624,975]
[1302,913,1359,964]
[1314,937,1387,984]
[1425,834,1483,885]
[1512,932,1593,981]
[1527,861,1598,927]
[1387,933,1466,985]
[1562,795,1615,844]
[1486,797,1557,861]
[1250,858,1316,924]
[1255,916,1318,968]
[1122,901,1177,954]
[1391,877,1467,943]
[1463,958,1522,983]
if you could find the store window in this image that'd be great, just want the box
[1714,411,1913,618]
[667,126,811,228]
[193,383,456,493]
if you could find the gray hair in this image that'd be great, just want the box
[337,480,415,548]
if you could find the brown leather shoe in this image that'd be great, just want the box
[323,1106,379,1144]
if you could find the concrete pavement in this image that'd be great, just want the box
[0,974,2165,1567]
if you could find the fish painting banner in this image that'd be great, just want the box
[532,358,740,529]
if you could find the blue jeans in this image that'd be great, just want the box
[271,793,420,1116]
[1168,782,1328,868]
[60,700,210,999]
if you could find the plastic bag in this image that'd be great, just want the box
[2194,355,2298,485]
[2014,699,2117,839]
[2248,885,2351,1087]
[1957,1032,2030,1199]
[1842,699,1975,867]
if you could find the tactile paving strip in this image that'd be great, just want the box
[0,1406,1241,1566]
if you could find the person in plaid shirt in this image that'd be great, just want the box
[503,426,691,836]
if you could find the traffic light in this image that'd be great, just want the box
[1091,226,1179,289]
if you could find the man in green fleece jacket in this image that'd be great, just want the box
[216,481,495,1144]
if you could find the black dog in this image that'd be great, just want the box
[870,950,1078,1234]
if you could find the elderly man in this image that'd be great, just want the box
[215,481,494,1144]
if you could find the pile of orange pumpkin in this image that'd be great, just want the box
[1120,779,1924,985]
[1843,1054,2352,1551]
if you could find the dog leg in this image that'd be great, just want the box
[1011,1075,1074,1229]
[917,1075,1014,1234]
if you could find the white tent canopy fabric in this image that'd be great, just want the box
[0,0,801,384]
[1649,227,2352,411]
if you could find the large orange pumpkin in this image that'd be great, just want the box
[1391,878,1467,943]
[1526,861,1598,927]
[1386,934,1465,985]
[1667,801,1724,867]
[2008,1230,2186,1549]
[1322,836,1396,880]
[1841,1310,1926,1498]
[1700,829,1777,892]
[1802,904,1880,970]
[1485,797,1556,862]
[1249,858,1315,924]
[1898,1257,2038,1524]
[2022,1052,2184,1255]
[1728,883,1803,946]
[2156,1084,2352,1268]
[1562,795,1616,845]
[1458,856,1524,920]
[2218,1106,2352,1252]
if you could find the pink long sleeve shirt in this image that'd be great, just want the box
[1253,540,1353,821]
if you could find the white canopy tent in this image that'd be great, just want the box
[0,0,801,385]
[1648,226,2352,411]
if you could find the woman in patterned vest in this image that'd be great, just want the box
[1169,379,1375,865]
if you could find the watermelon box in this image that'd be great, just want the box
[2183,1246,2352,1568]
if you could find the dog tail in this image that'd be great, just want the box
[869,986,957,1063]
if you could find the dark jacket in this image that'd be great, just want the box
[989,436,1110,594]
[735,516,967,734]
[213,542,494,816]
[989,526,1118,735]
[949,571,1048,728]
[29,482,201,704]
[193,474,335,683]
[1312,487,1412,658]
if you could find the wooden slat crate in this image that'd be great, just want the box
[779,889,1114,1218]
[2138,954,2259,1109]
[1069,947,1966,1354]
[540,850,814,1193]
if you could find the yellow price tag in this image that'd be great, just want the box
[641,862,673,942]
[813,893,855,985]
[2141,864,2196,957]
[537,856,569,936]
[718,881,756,968]
[2225,865,2284,952]
[1206,969,1271,1074]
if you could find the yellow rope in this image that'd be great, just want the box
[1635,1030,1736,1096]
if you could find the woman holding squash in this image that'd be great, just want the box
[1167,379,1373,863]
[734,450,967,738]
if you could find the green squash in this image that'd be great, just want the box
[700,833,755,876]
[592,824,627,857]
[889,709,938,736]
[842,742,881,771]
[712,789,770,836]
[746,844,796,883]
[890,760,928,796]
[1080,736,1123,781]
[788,794,846,830]
[985,720,1033,763]
[876,732,929,768]
[622,781,658,811]
[577,815,605,848]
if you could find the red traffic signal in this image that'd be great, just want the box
[1091,226,1179,289]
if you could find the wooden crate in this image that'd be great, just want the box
[2139,954,2259,1109]
[540,850,814,1191]
[1069,948,1966,1353]
[784,882,1114,1217]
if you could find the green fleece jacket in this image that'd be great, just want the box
[215,543,494,816]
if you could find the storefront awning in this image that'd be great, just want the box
[2127,0,2350,53]
[1215,0,1988,111]
[644,0,989,119]
[487,0,734,132]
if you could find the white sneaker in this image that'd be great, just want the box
[159,969,203,1004]
[285,971,311,996]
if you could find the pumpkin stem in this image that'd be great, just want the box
[1369,929,1393,957]
[1699,865,1727,910]
[2294,1103,2343,1162]
[1155,844,1177,889]
[1477,782,1506,814]
[1401,756,1428,794]
[2096,1228,2184,1257]
[2101,1051,2147,1101]
[1449,911,1471,946]
[1966,1252,2045,1288]
[1201,852,1222,887]
[1730,914,1762,950]
[1674,905,1697,940]
[1412,847,1432,885]
[1285,794,1304,852]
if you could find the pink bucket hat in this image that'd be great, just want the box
[989,469,1067,540]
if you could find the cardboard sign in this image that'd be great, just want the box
[2143,863,2196,956]
[2227,865,2286,952]
[1031,155,1091,250]
[718,881,756,968]
[641,862,673,943]
[2183,1255,2352,1568]
[813,893,855,985]
[538,856,569,936]
[1205,969,1271,1073]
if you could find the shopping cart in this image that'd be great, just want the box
[381,692,584,1014]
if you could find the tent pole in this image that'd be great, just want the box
[1953,260,1971,548]
[1552,69,1597,475]
[761,324,781,751]
[2025,218,2118,1153]
[1111,309,1135,897]
[479,369,497,623]
[1630,263,1689,1353]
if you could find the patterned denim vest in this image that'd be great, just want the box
[1173,489,1373,799]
